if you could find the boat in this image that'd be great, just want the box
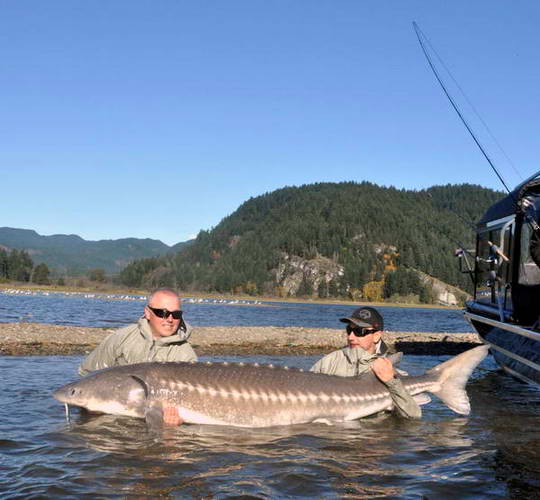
[460,172,540,385]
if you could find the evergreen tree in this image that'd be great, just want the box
[0,248,8,279]
[32,263,50,285]
[296,276,313,297]
[7,249,33,282]
[419,283,433,304]
[88,268,106,282]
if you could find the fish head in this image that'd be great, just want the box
[53,367,149,418]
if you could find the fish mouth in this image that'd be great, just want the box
[52,386,74,404]
[52,388,65,403]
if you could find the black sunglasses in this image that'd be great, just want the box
[147,306,183,320]
[346,325,377,337]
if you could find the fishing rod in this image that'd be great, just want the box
[413,22,513,194]
[413,22,540,316]
[413,22,540,236]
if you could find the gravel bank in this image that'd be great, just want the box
[0,322,482,356]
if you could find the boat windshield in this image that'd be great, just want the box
[475,220,513,307]
[519,194,540,285]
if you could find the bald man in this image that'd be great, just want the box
[79,287,197,425]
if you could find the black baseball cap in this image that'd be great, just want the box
[339,307,384,330]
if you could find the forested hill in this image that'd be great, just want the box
[0,227,190,274]
[120,182,503,301]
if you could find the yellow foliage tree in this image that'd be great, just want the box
[363,280,384,302]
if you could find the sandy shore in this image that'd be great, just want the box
[0,322,482,356]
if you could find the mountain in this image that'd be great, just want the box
[170,240,193,253]
[0,227,191,274]
[118,181,504,301]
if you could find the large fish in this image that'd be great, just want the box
[53,345,488,427]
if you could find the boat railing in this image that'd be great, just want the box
[464,312,540,342]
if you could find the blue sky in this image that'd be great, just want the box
[1,1,539,246]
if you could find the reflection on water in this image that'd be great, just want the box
[1,353,540,498]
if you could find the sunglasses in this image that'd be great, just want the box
[346,325,377,337]
[147,306,183,320]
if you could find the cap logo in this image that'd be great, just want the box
[358,310,371,320]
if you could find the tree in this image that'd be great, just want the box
[419,283,433,304]
[0,248,8,279]
[383,271,397,298]
[7,249,33,282]
[318,281,329,299]
[384,268,423,299]
[144,266,177,289]
[32,263,50,285]
[88,268,106,282]
[296,276,313,297]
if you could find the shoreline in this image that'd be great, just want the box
[0,322,482,357]
[0,284,463,310]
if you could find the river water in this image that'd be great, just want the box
[1,291,539,498]
[0,289,472,332]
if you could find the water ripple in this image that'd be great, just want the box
[2,351,540,497]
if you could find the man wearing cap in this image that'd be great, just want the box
[310,306,421,419]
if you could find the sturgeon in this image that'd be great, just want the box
[53,345,488,427]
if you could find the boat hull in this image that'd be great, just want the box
[465,311,540,385]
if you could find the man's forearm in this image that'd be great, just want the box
[384,378,422,419]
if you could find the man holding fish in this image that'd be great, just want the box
[310,306,421,418]
[79,287,197,425]
[76,298,420,424]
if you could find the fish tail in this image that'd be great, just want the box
[427,345,489,415]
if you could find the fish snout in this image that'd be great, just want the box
[52,384,80,404]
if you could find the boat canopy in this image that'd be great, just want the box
[478,172,540,227]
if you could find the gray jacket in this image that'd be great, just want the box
[310,346,421,419]
[79,317,197,376]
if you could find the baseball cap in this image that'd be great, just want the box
[339,306,384,330]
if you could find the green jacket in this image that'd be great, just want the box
[78,318,198,376]
[310,346,421,419]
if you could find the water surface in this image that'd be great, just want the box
[2,291,537,498]
[1,353,539,498]
[0,290,473,332]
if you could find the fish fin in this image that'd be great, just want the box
[130,375,149,397]
[394,367,409,377]
[145,406,164,427]
[387,352,403,366]
[312,418,337,426]
[413,394,431,406]
[130,375,159,426]
[427,345,489,415]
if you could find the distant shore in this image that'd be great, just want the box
[0,282,463,310]
[0,322,482,357]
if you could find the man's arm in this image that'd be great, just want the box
[310,357,326,373]
[371,357,422,419]
[78,333,120,376]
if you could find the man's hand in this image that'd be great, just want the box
[371,357,395,383]
[163,406,183,426]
